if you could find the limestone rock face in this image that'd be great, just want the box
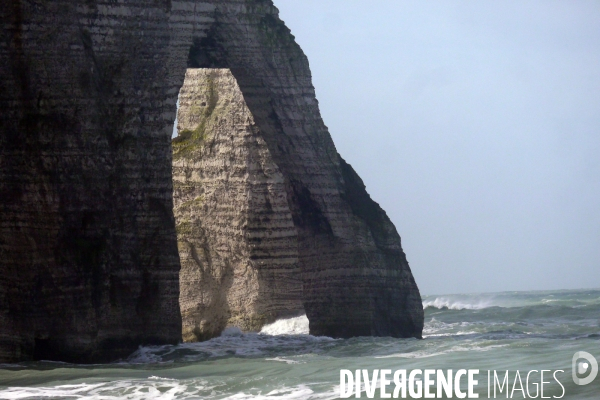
[173,69,303,341]
[0,0,423,363]
[174,67,424,340]
[0,0,185,363]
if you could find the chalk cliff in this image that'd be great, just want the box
[0,0,423,363]
[174,68,423,340]
[1,0,184,363]
[173,69,304,341]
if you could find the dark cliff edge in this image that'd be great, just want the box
[336,156,423,338]
[0,0,423,363]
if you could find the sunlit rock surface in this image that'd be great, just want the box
[173,69,304,341]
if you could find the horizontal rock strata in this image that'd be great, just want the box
[173,69,303,341]
[0,0,423,363]
[0,0,187,363]
[174,66,424,339]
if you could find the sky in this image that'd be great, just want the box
[274,0,600,295]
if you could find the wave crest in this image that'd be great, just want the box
[260,315,309,335]
[423,297,491,310]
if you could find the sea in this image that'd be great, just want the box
[1,288,599,399]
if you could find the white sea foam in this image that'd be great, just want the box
[0,364,25,369]
[422,297,493,310]
[265,357,303,364]
[260,315,310,335]
[149,376,178,381]
[423,330,480,338]
[125,316,332,364]
[422,318,484,338]
[376,343,509,359]
[0,379,220,400]
[220,386,314,400]
[218,384,338,400]
[2,289,598,400]
[0,381,338,400]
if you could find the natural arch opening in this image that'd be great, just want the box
[163,3,423,342]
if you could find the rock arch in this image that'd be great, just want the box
[0,1,423,363]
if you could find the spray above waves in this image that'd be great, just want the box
[422,288,600,311]
[260,315,310,335]
[422,297,492,310]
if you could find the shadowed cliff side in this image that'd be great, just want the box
[196,3,424,339]
[0,0,184,363]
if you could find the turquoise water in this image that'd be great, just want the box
[1,289,599,399]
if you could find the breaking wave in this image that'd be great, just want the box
[422,289,600,310]
[422,297,492,310]
[260,315,309,335]
[2,289,599,400]
[124,315,329,365]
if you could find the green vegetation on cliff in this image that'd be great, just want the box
[172,73,220,160]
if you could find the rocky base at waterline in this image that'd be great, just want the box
[173,69,424,340]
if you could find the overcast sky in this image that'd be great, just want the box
[275,0,600,295]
